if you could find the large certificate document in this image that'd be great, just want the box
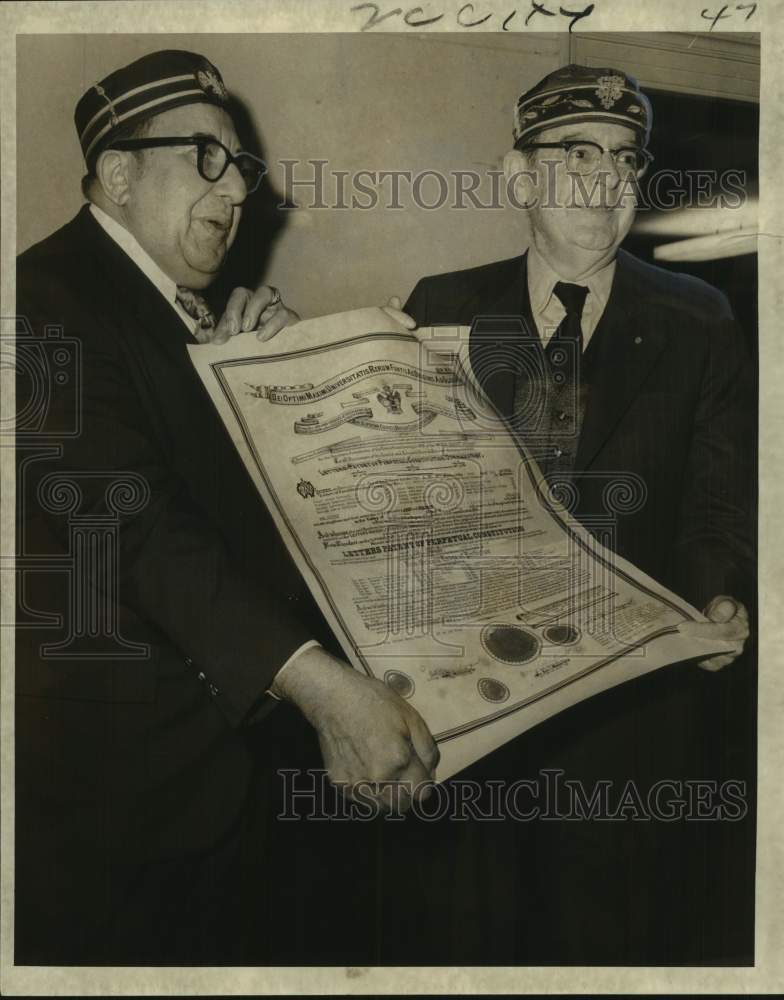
[190,308,730,778]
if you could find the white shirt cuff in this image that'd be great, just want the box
[266,640,322,700]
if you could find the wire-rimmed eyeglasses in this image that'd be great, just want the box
[107,135,267,193]
[516,140,654,180]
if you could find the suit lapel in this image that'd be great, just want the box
[467,253,535,419]
[575,250,671,471]
[78,207,199,357]
[77,207,226,473]
[72,208,306,596]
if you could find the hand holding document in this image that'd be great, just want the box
[190,308,734,779]
[271,644,439,811]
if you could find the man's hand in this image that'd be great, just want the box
[679,595,750,671]
[272,646,439,812]
[211,285,300,344]
[382,296,416,330]
[211,291,412,345]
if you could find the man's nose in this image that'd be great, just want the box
[215,161,247,205]
[599,151,622,188]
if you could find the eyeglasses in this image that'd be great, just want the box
[517,140,654,179]
[107,135,267,193]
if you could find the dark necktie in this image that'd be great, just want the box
[546,281,589,370]
[176,285,216,343]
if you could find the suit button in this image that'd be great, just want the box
[197,671,206,682]
[208,683,220,697]
[184,656,193,667]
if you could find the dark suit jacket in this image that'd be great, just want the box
[393,248,757,965]
[16,206,328,864]
[405,249,755,612]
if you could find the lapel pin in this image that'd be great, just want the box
[634,336,643,345]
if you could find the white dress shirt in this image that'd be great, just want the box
[526,242,616,350]
[89,201,317,692]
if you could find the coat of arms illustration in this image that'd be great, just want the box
[377,384,402,414]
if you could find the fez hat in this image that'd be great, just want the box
[75,49,231,168]
[514,64,652,147]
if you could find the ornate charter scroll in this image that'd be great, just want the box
[190,308,730,778]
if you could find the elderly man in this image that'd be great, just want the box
[397,64,755,964]
[15,49,437,965]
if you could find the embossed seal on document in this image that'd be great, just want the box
[543,624,580,646]
[477,678,510,703]
[481,624,540,664]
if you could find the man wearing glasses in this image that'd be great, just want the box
[15,49,437,964]
[400,64,754,962]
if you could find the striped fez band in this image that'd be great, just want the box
[75,49,231,168]
[513,63,652,148]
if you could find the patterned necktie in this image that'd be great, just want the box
[175,285,216,344]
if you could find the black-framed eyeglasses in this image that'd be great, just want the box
[107,135,267,193]
[516,140,654,179]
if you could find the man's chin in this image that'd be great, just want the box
[182,254,227,288]
[570,221,621,252]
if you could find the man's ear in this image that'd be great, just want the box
[94,149,134,206]
[503,149,537,209]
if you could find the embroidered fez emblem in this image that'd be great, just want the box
[595,74,625,110]
[93,83,119,127]
[196,65,228,100]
